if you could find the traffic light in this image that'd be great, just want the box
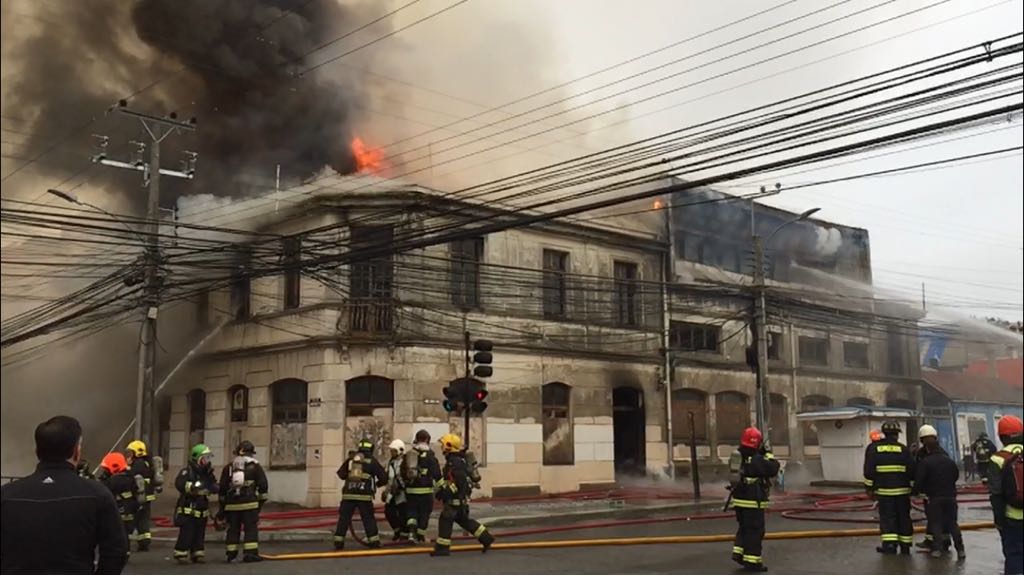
[470,383,488,414]
[472,339,493,378]
[442,381,465,413]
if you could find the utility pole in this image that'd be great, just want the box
[464,329,472,448]
[752,235,769,433]
[92,101,196,444]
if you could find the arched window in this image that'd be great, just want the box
[716,391,749,444]
[800,394,833,446]
[228,385,248,423]
[187,389,206,448]
[672,388,708,443]
[346,376,395,417]
[271,379,308,469]
[847,397,874,407]
[542,383,573,465]
[769,393,789,446]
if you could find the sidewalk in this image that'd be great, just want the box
[148,485,831,543]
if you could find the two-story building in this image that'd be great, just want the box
[160,177,923,505]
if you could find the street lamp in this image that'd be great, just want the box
[751,206,821,434]
[46,188,146,246]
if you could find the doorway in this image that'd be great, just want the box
[612,387,646,478]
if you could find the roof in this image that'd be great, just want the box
[921,370,1024,405]
[796,406,922,421]
[965,358,1023,388]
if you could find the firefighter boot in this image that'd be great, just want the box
[243,554,263,563]
[899,544,911,555]
[479,530,495,553]
[430,546,451,557]
[226,552,237,563]
[742,562,768,572]
[876,545,897,555]
[956,547,966,562]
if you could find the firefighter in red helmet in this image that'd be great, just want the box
[728,427,780,572]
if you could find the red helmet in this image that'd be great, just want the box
[997,415,1023,438]
[100,452,128,475]
[740,427,763,449]
[869,429,883,442]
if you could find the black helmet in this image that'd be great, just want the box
[357,439,374,454]
[881,421,901,435]
[237,440,255,456]
[978,432,988,439]
[415,429,431,443]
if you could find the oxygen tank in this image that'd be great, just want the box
[402,449,420,484]
[728,449,743,488]
[133,474,147,505]
[231,456,247,490]
[349,452,366,480]
[464,451,482,487]
[151,456,164,488]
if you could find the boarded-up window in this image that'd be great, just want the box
[769,393,789,446]
[672,388,708,443]
[187,389,206,448]
[542,250,568,319]
[229,385,248,423]
[716,391,749,444]
[542,383,573,465]
[271,379,307,469]
[346,376,395,417]
[800,395,832,446]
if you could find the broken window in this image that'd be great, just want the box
[613,261,639,327]
[228,385,248,423]
[769,393,789,446]
[271,379,308,469]
[542,382,573,466]
[800,394,832,446]
[282,237,302,310]
[767,331,782,360]
[542,249,569,319]
[350,225,394,332]
[799,336,829,367]
[346,375,395,417]
[231,249,252,320]
[715,391,750,444]
[843,341,870,369]
[669,321,720,353]
[887,328,906,375]
[187,389,206,448]
[450,238,483,309]
[672,388,708,443]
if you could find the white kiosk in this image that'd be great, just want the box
[796,406,921,484]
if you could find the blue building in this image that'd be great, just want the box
[921,370,1024,459]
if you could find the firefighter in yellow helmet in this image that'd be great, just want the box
[125,440,157,552]
[431,433,495,557]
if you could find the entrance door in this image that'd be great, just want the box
[613,387,646,477]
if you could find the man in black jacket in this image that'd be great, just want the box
[915,425,965,561]
[333,439,387,550]
[1,415,128,574]
[863,420,915,555]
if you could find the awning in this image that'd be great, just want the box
[796,406,922,421]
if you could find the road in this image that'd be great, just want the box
[127,506,1006,574]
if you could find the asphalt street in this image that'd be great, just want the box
[127,506,1007,574]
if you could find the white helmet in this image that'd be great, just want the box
[918,424,938,439]
[388,439,406,454]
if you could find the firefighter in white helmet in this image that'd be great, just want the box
[383,439,410,541]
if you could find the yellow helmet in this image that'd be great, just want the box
[126,440,148,457]
[439,433,463,453]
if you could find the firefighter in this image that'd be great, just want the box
[431,433,495,557]
[973,432,998,483]
[125,440,156,552]
[76,458,96,480]
[989,415,1023,575]
[99,452,141,552]
[218,440,269,563]
[405,429,443,543]
[728,427,779,572]
[863,420,915,555]
[333,439,387,550]
[383,439,410,541]
[914,425,964,561]
[173,444,217,564]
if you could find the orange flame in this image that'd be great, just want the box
[653,199,665,210]
[351,137,385,173]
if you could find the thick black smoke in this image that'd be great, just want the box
[3,0,374,201]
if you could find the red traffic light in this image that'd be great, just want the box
[475,389,488,401]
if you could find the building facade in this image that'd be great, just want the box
[162,180,923,505]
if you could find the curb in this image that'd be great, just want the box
[151,499,727,543]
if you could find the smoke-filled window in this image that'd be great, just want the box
[542,250,569,319]
[670,321,721,353]
[450,238,483,309]
[542,383,573,466]
[282,237,301,310]
[613,261,639,327]
[843,341,870,369]
[798,336,829,367]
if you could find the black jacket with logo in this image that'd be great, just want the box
[406,445,442,496]
[337,453,386,501]
[438,452,476,506]
[102,471,141,522]
[1,461,128,574]
[174,462,218,518]
[863,437,914,495]
[128,456,156,502]
[914,446,959,499]
[218,457,269,512]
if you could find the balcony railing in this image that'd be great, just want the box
[348,298,394,335]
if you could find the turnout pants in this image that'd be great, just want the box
[333,499,380,548]
[385,500,409,538]
[434,504,492,552]
[225,509,260,558]
[173,515,208,560]
[1001,519,1023,575]
[133,501,152,549]
[732,508,766,567]
[406,493,434,541]
[925,498,963,552]
[877,495,913,550]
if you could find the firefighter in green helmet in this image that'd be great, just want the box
[173,444,217,564]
